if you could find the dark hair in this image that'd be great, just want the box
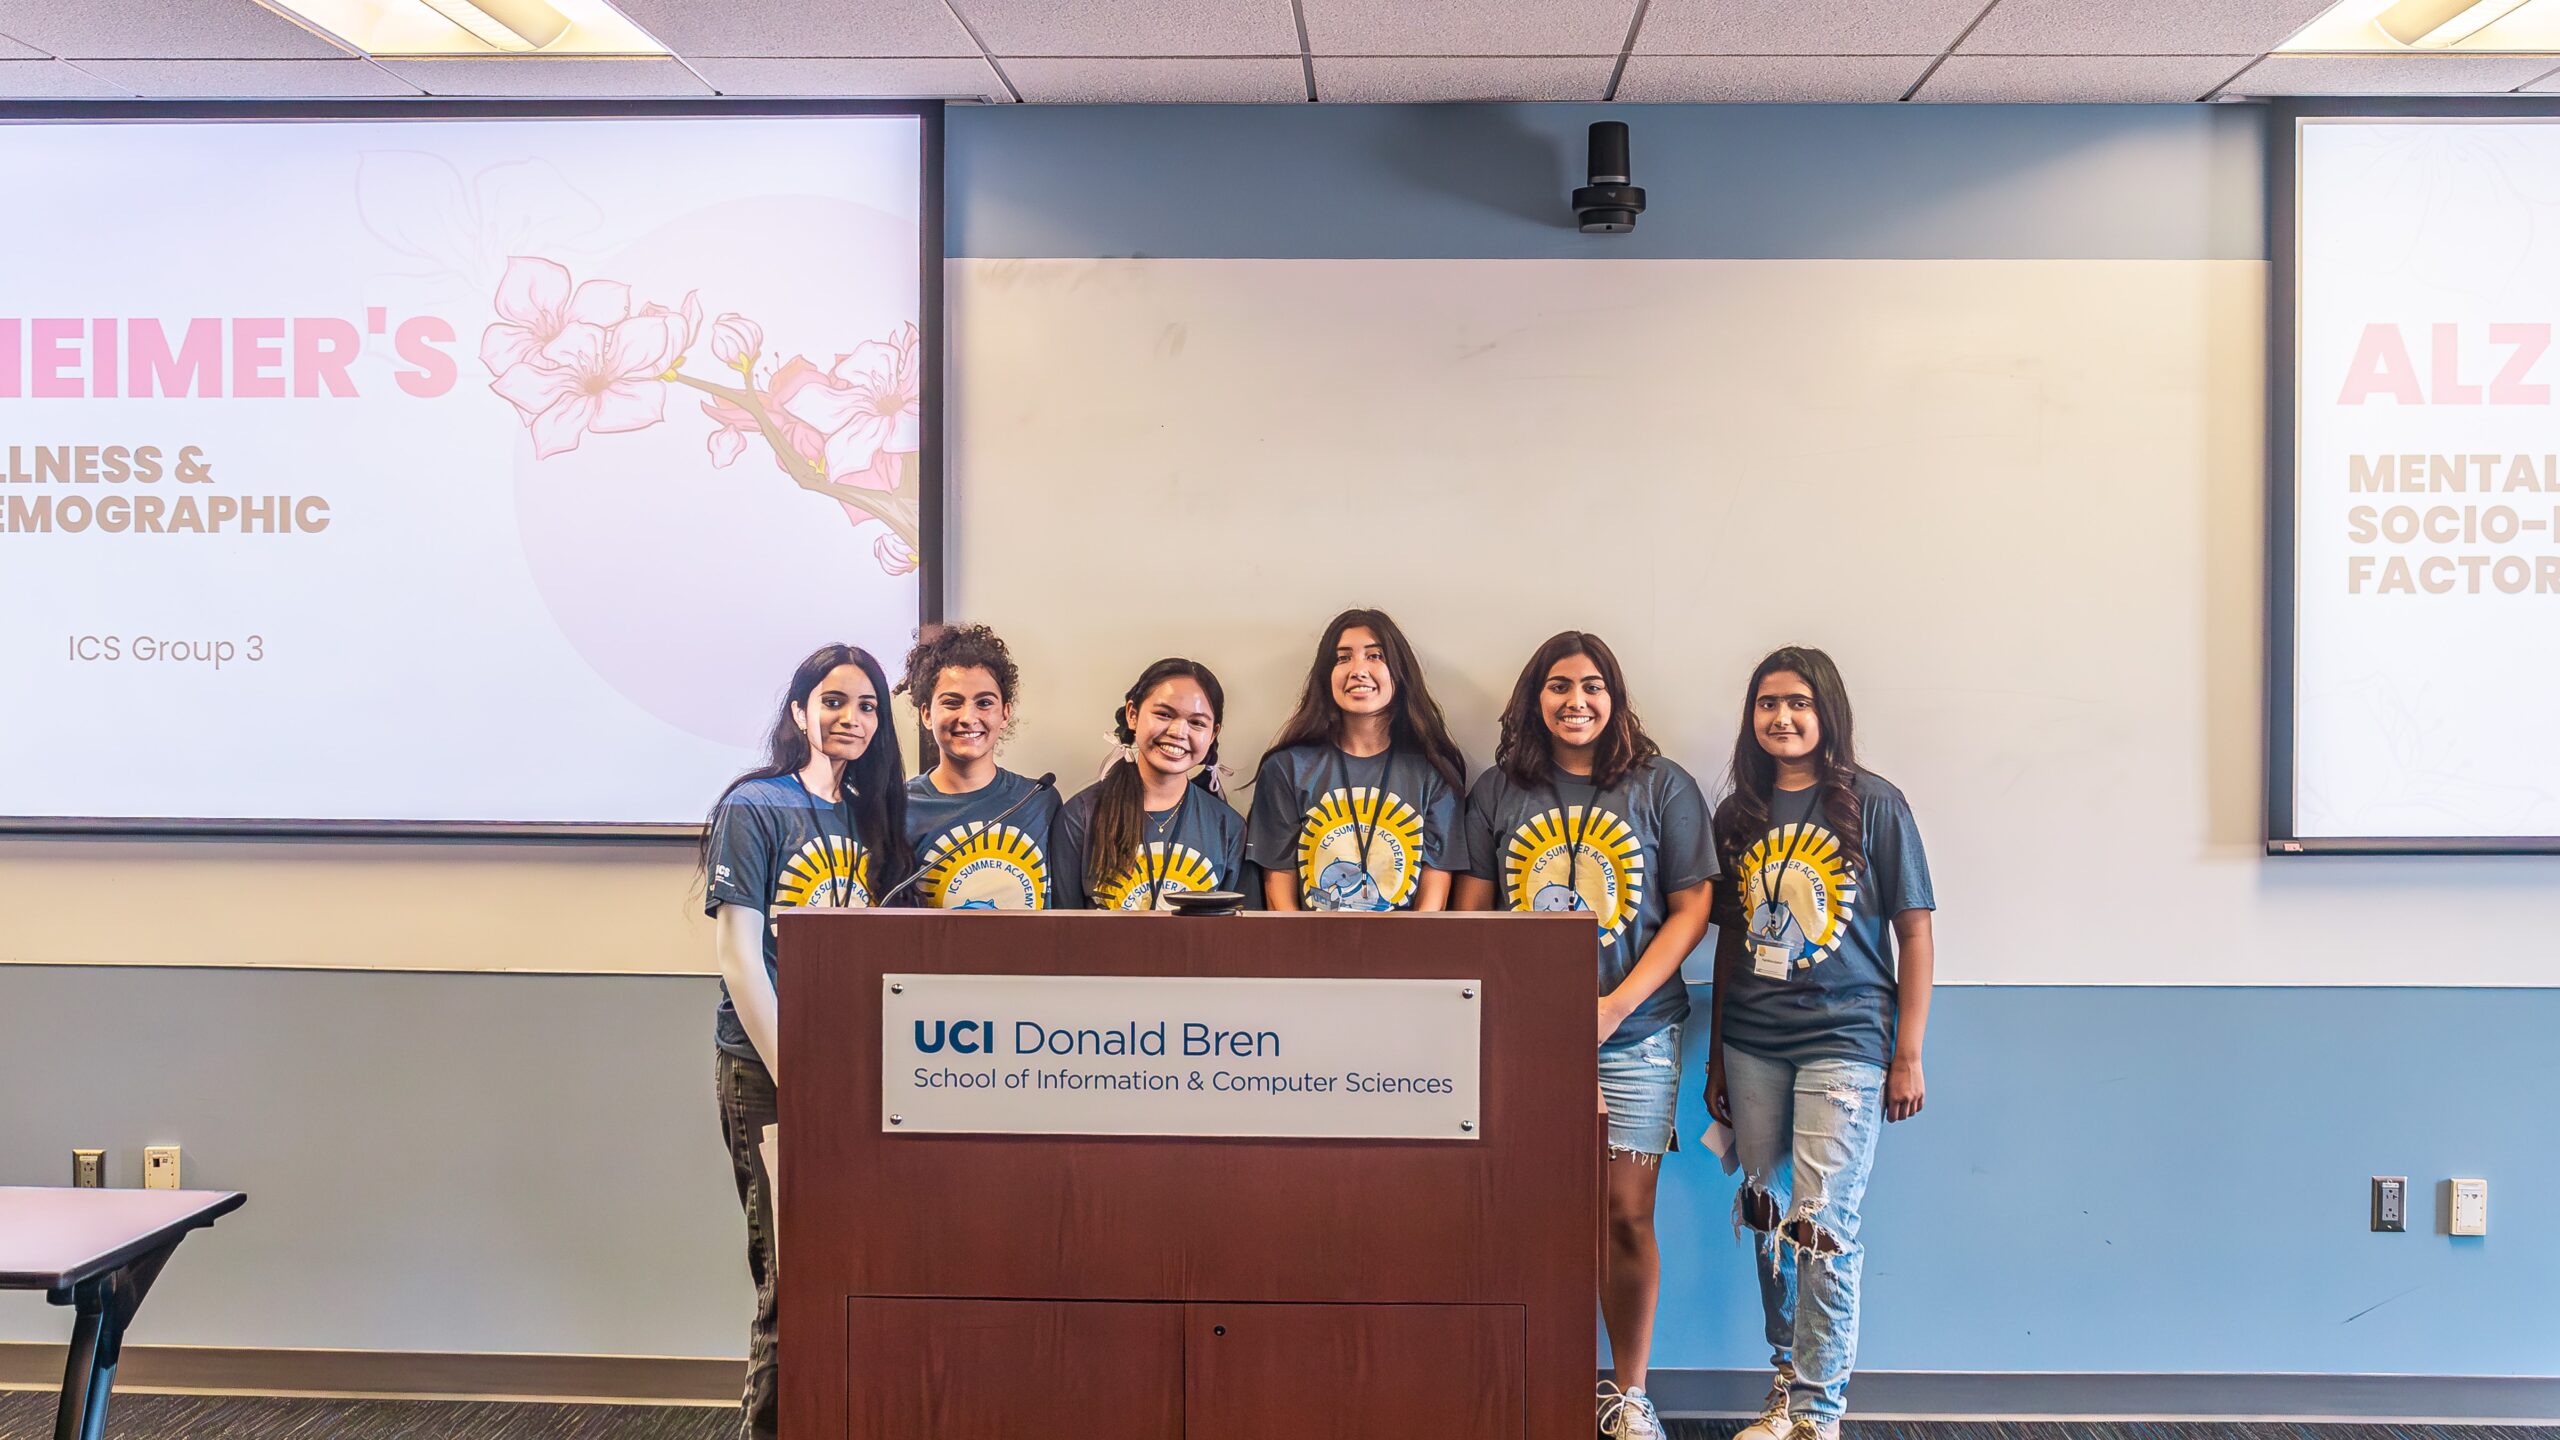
[1256,608,1468,795]
[897,622,1022,771]
[1713,645,1865,878]
[1087,657,1226,896]
[701,643,915,903]
[1494,631,1659,791]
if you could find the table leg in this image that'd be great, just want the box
[50,1244,176,1440]
[52,1281,106,1440]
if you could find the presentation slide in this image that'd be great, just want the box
[0,113,927,830]
[2292,118,2560,846]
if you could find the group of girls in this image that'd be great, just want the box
[700,609,1937,1440]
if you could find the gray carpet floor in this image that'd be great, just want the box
[0,1394,2549,1440]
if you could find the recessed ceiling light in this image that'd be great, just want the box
[2377,0,2537,44]
[256,0,668,57]
[2280,0,2560,49]
[418,0,569,51]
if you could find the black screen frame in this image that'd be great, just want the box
[2266,98,2560,856]
[0,98,945,843]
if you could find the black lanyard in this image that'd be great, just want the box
[801,777,855,908]
[1556,774,1600,913]
[1323,744,1390,887]
[1141,785,1193,909]
[1754,795,1812,927]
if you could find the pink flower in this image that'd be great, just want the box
[481,256,631,377]
[711,313,762,370]
[780,321,920,492]
[700,355,829,473]
[640,290,702,359]
[490,314,681,459]
[866,525,918,576]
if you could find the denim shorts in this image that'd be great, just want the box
[1597,1023,1681,1158]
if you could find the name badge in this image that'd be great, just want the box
[1751,937,1793,980]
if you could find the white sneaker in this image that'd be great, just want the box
[1597,1384,1663,1438]
[1594,1380,1623,1437]
[1730,1364,1795,1440]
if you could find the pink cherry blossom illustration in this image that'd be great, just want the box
[870,527,918,576]
[489,313,681,459]
[711,313,763,370]
[481,256,632,376]
[780,322,921,492]
[700,356,829,473]
[488,256,921,573]
[640,290,702,359]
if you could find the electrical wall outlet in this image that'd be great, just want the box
[142,1145,181,1191]
[71,1150,104,1189]
[2372,1175,2407,1232]
[2450,1177,2488,1236]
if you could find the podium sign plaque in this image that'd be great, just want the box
[882,973,1483,1139]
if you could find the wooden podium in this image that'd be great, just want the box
[776,910,1598,1440]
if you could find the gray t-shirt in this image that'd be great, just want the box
[704,773,873,1064]
[1718,771,1934,1068]
[1244,743,1462,910]
[1459,757,1718,1045]
[1051,778,1248,911]
[903,769,1062,910]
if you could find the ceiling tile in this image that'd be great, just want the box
[73,58,420,97]
[0,58,134,96]
[690,56,1011,100]
[1636,0,1984,56]
[375,58,713,96]
[0,31,42,59]
[1959,0,2335,55]
[1916,53,2254,102]
[1613,53,1927,102]
[0,0,350,59]
[2222,53,2559,95]
[606,0,975,59]
[1005,56,1305,102]
[955,0,1300,58]
[1301,0,1637,57]
[1314,55,1613,101]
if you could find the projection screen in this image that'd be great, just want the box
[0,105,938,837]
[2276,114,2560,854]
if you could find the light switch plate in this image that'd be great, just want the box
[2450,1177,2488,1236]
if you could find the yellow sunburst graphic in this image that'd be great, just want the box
[1296,786,1425,909]
[1096,843,1219,912]
[1502,805,1646,947]
[921,823,1050,910]
[1736,821,1859,971]
[774,835,872,909]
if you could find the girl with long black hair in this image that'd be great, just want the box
[1707,646,1935,1440]
[1453,631,1716,1440]
[701,643,911,1440]
[1051,657,1247,910]
[898,623,1061,909]
[1244,608,1469,912]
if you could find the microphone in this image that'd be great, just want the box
[877,772,1058,908]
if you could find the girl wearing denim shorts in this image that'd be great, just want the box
[1455,630,1717,1440]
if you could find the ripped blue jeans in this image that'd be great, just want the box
[1723,1045,1884,1426]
